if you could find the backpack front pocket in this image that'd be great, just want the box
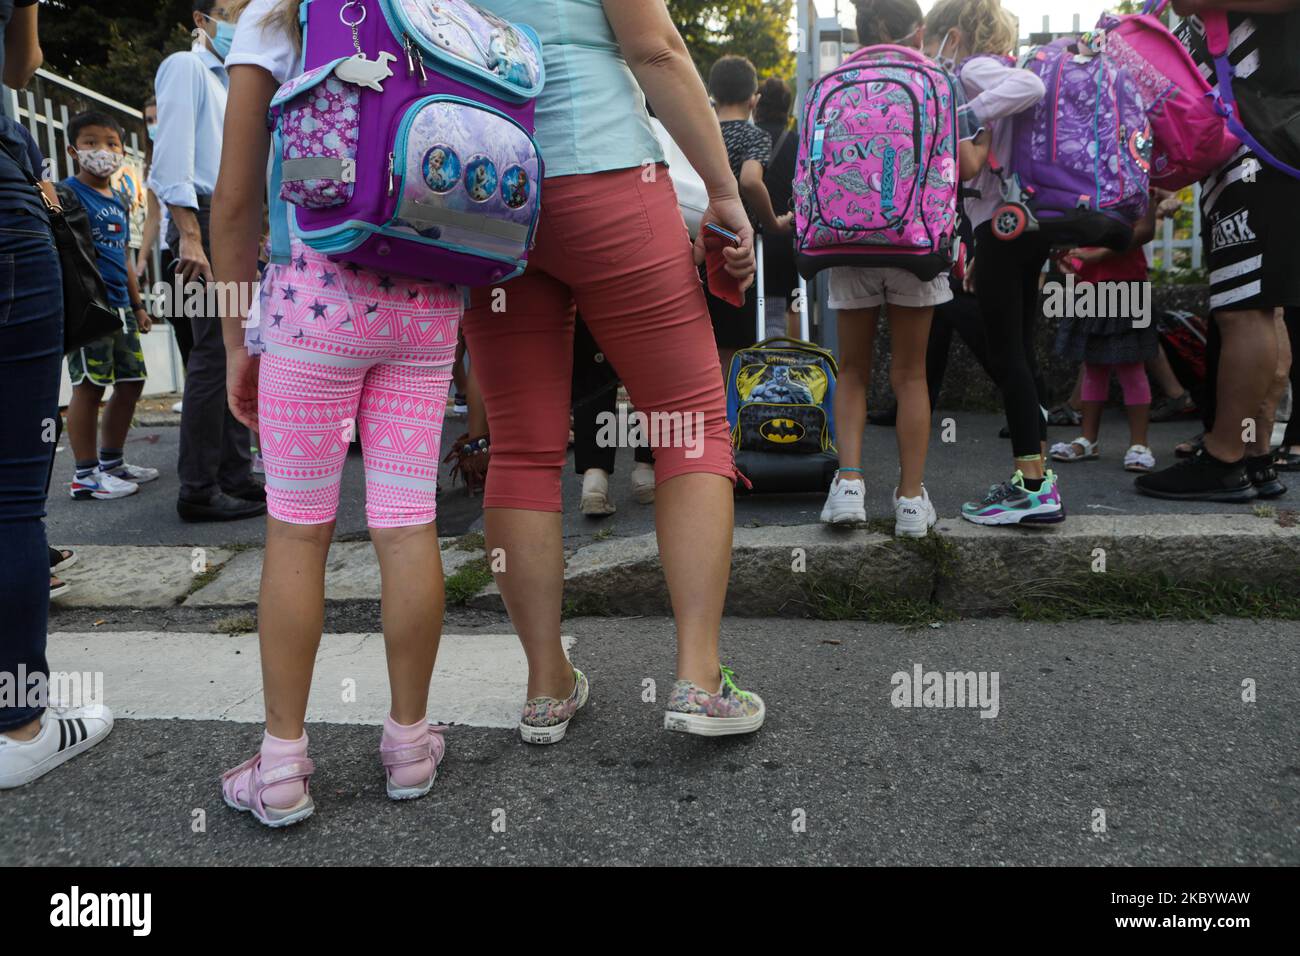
[386,95,541,265]
[272,57,363,209]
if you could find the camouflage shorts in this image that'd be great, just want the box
[67,308,148,387]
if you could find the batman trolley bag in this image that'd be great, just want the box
[727,234,840,495]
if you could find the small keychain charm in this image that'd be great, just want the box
[336,2,396,92]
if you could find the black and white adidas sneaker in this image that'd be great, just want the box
[0,703,114,789]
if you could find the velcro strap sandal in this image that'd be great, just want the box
[380,724,447,800]
[220,753,316,828]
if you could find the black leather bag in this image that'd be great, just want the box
[50,183,123,352]
[0,137,120,353]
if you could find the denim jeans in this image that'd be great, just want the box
[0,213,62,730]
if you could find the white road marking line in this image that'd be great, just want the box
[46,632,574,729]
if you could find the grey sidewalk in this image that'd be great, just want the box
[44,412,1291,551]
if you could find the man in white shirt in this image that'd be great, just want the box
[150,0,265,522]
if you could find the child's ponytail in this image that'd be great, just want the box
[924,0,1018,58]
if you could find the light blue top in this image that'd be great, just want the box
[478,0,663,178]
[147,45,228,209]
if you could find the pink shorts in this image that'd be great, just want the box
[253,243,460,527]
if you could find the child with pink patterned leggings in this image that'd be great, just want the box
[1050,216,1158,473]
[207,3,459,827]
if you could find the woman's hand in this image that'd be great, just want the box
[226,346,260,431]
[695,193,757,291]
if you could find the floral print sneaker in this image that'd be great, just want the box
[519,667,589,745]
[664,665,766,737]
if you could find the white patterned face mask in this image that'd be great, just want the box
[77,148,124,177]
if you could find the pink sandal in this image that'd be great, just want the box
[221,752,316,828]
[380,724,447,800]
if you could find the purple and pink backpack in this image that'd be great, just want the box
[793,44,962,281]
[1094,2,1240,189]
[988,36,1151,250]
[267,0,545,286]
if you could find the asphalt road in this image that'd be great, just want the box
[43,411,1286,549]
[5,616,1296,866]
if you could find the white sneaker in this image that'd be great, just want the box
[630,462,656,504]
[0,703,114,789]
[69,468,139,500]
[893,485,937,537]
[171,400,183,414]
[106,461,159,483]
[580,468,616,516]
[820,474,866,524]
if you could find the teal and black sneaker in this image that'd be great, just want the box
[961,469,1064,526]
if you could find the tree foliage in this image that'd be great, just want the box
[668,0,795,80]
[39,0,195,107]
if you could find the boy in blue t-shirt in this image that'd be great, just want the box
[61,111,158,500]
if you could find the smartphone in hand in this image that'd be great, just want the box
[703,222,745,307]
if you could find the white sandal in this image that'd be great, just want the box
[1049,436,1099,462]
[1123,444,1155,472]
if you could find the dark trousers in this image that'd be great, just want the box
[1284,307,1299,448]
[168,202,252,500]
[571,316,653,474]
[974,223,1051,458]
[926,287,995,409]
[0,214,62,730]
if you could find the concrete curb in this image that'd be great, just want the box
[50,515,1300,616]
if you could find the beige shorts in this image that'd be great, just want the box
[826,266,953,310]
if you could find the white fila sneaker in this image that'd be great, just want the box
[893,485,937,537]
[820,474,867,525]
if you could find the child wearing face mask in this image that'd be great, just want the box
[61,111,158,501]
[919,0,1055,527]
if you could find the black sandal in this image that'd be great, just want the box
[49,547,77,573]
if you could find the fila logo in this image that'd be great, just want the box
[1210,208,1257,252]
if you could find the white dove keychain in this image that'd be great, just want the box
[333,1,397,92]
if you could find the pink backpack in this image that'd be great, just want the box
[793,45,961,281]
[1095,1,1240,189]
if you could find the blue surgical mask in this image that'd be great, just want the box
[201,13,236,60]
[147,123,159,141]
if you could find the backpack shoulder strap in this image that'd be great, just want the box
[1201,11,1300,179]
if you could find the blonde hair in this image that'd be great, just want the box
[228,0,303,51]
[924,0,1018,57]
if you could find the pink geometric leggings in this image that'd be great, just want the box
[252,242,460,527]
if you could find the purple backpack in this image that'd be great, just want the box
[793,44,962,281]
[989,37,1151,250]
[267,0,544,285]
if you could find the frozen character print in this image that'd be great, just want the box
[501,165,529,208]
[465,157,498,202]
[423,145,461,193]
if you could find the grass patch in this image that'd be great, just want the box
[1252,504,1276,519]
[183,566,221,598]
[794,555,949,627]
[1010,570,1300,621]
[453,531,486,553]
[215,612,256,635]
[592,526,613,542]
[562,592,614,618]
[445,557,492,605]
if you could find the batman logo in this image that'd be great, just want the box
[761,418,805,444]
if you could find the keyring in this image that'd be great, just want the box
[340,1,367,28]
